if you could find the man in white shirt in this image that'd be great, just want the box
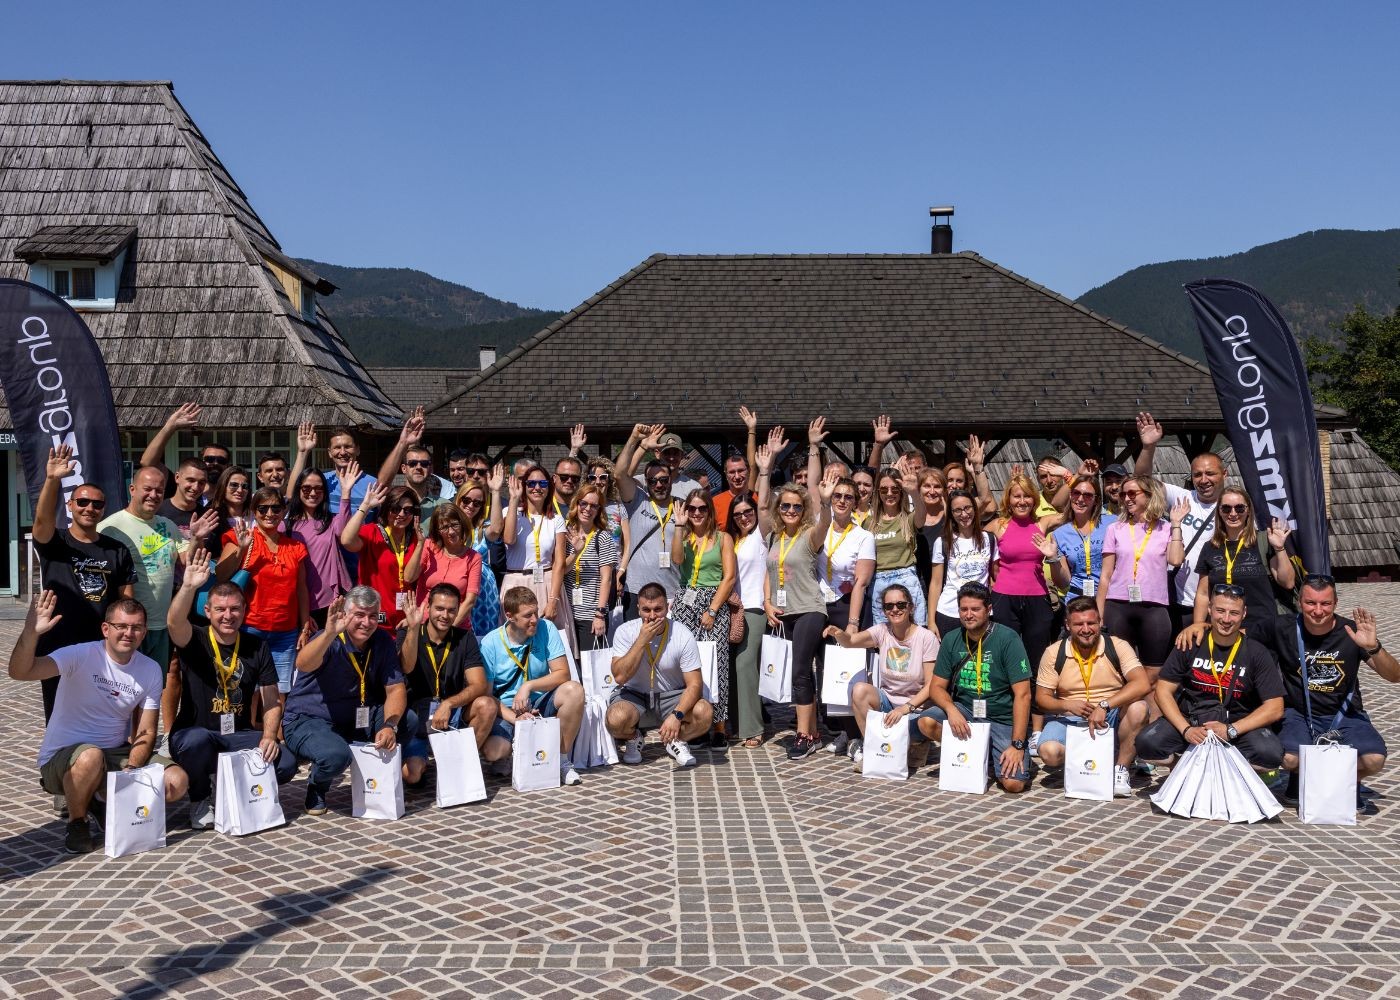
[9,593,188,854]
[606,583,713,767]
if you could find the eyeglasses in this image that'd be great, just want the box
[71,497,105,509]
[391,504,420,515]
[405,459,432,470]
[778,502,803,513]
[831,492,856,503]
[882,601,910,612]
[525,479,550,489]
[1071,490,1097,500]
[577,501,599,511]
[299,485,325,494]
[255,503,285,515]
[104,622,147,633]
[951,505,975,517]
[733,508,756,518]
[1220,503,1249,515]
[459,497,483,508]
[587,472,611,483]
[684,504,707,514]
[202,455,229,466]
[466,467,489,477]
[1121,490,1144,499]
[1211,584,1245,598]
[555,473,580,484]
[227,482,250,492]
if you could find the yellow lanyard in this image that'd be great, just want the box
[423,630,450,700]
[1130,522,1154,581]
[573,529,596,586]
[852,510,870,527]
[1070,640,1097,697]
[1079,521,1097,575]
[530,513,545,568]
[342,634,370,705]
[1222,536,1246,584]
[967,634,986,696]
[688,533,712,588]
[776,531,799,588]
[383,527,409,591]
[208,626,240,714]
[825,522,853,582]
[650,500,673,535]
[500,630,531,689]
[644,622,669,694]
[1206,634,1242,704]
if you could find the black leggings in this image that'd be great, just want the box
[990,592,1055,666]
[781,611,828,707]
[1104,599,1172,665]
[933,611,962,641]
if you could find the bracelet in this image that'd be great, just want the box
[704,608,718,616]
[1180,724,1193,737]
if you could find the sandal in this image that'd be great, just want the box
[741,736,764,749]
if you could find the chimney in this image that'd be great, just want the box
[478,345,496,371]
[929,205,954,254]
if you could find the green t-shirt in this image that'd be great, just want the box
[933,623,1032,726]
[871,516,916,570]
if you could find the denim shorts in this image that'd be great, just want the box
[1039,709,1121,752]
[489,689,560,742]
[906,704,1031,781]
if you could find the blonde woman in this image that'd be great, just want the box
[988,469,1067,669]
[869,461,927,626]
[455,468,502,636]
[671,489,737,745]
[563,483,619,653]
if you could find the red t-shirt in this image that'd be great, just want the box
[221,530,307,632]
[357,523,418,631]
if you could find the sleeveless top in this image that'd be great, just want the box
[765,530,824,615]
[992,516,1048,596]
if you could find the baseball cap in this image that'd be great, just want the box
[656,432,683,451]
[1102,463,1129,479]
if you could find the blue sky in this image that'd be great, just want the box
[5,3,1399,311]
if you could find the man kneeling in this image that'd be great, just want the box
[1035,597,1151,797]
[606,582,713,768]
[479,586,586,786]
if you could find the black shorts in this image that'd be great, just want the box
[1104,599,1173,665]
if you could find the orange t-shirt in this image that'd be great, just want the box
[221,530,307,632]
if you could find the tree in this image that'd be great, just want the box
[1305,304,1400,469]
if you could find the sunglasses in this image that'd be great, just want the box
[1071,490,1097,500]
[459,496,484,507]
[779,502,803,513]
[685,504,707,514]
[72,496,105,509]
[831,492,856,503]
[1212,584,1245,598]
[577,501,599,510]
[587,472,611,482]
[882,601,910,612]
[391,504,420,515]
[733,508,756,518]
[405,459,432,470]
[1220,503,1249,515]
[555,473,580,484]
[647,476,671,485]
[202,455,229,466]
[299,485,325,494]
[1121,490,1144,499]
[255,504,285,515]
[227,482,250,492]
[1303,573,1336,587]
[525,479,550,489]
[466,467,489,477]
[877,486,903,495]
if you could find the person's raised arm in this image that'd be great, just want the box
[739,406,759,486]
[286,421,316,501]
[484,464,506,541]
[872,414,897,468]
[403,532,428,584]
[808,466,836,551]
[340,481,386,552]
[375,406,426,489]
[501,475,524,545]
[1346,608,1400,683]
[32,445,75,545]
[183,509,220,565]
[615,423,648,500]
[398,598,424,673]
[806,417,827,488]
[215,520,251,581]
[964,435,997,519]
[568,423,588,459]
[1166,497,1189,567]
[1266,519,1297,592]
[755,428,784,537]
[8,592,62,681]
[168,548,214,648]
[1134,411,1163,478]
[140,403,200,470]
[897,456,926,524]
[296,596,347,673]
[670,517,688,567]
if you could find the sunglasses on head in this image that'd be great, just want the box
[555,473,580,483]
[1303,573,1336,587]
[1220,503,1249,515]
[255,503,284,515]
[779,502,803,513]
[72,496,105,509]
[466,467,489,477]
[1212,584,1245,598]
[525,479,549,489]
[405,459,432,469]
[882,601,910,612]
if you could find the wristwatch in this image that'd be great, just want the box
[1011,738,1026,751]
[672,709,685,722]
[1226,724,1239,740]
[1365,642,1384,659]
[1098,700,1111,711]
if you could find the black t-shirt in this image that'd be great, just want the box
[35,530,137,656]
[1267,613,1366,721]
[915,521,944,602]
[159,497,220,558]
[1159,633,1284,723]
[1194,535,1296,625]
[171,628,278,733]
[395,625,485,705]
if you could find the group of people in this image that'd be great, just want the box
[13,403,1396,853]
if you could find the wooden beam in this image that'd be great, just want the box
[824,440,855,468]
[983,438,1011,463]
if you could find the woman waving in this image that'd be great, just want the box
[671,489,737,745]
[340,482,420,632]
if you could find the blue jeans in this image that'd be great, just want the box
[907,704,1031,782]
[244,626,299,693]
[403,702,467,762]
[283,706,418,795]
[1039,709,1122,755]
[168,726,298,802]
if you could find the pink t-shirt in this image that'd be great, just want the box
[414,540,483,607]
[1103,518,1172,605]
[869,623,939,703]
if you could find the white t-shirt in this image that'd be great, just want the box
[819,521,876,603]
[38,641,162,765]
[612,617,702,696]
[1163,484,1216,606]
[504,512,566,571]
[732,530,770,611]
[931,532,999,619]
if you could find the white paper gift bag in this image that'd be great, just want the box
[582,645,617,703]
[1299,741,1357,826]
[104,763,166,858]
[1218,740,1284,822]
[350,743,405,820]
[214,749,286,835]
[758,630,792,702]
[1201,740,1232,821]
[1063,724,1114,801]
[1150,738,1210,817]
[429,727,487,808]
[512,716,562,792]
[696,640,719,703]
[822,646,867,718]
[861,709,909,780]
[1218,746,1267,824]
[937,720,991,794]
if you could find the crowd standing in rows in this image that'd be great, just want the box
[12,403,1399,854]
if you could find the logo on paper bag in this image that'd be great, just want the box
[535,749,549,763]
[603,673,614,685]
[366,778,379,791]
[250,784,264,797]
[955,752,968,764]
[880,742,892,754]
[135,805,150,819]
[1083,760,1097,772]
[764,663,776,675]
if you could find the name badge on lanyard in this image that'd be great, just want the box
[972,699,988,719]
[572,586,585,605]
[355,705,371,730]
[658,547,670,569]
[775,588,788,609]
[1127,584,1142,603]
[219,712,235,736]
[533,565,544,585]
[428,699,441,723]
[1083,579,1096,597]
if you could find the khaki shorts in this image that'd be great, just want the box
[39,743,174,795]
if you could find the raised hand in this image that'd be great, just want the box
[569,423,587,452]
[817,465,839,503]
[488,463,505,493]
[1169,496,1191,527]
[964,434,985,472]
[400,405,426,446]
[341,460,362,499]
[1031,530,1060,560]
[1345,608,1379,651]
[898,459,919,495]
[507,475,524,502]
[164,402,202,431]
[45,444,75,480]
[324,595,349,636]
[296,421,317,454]
[1010,463,1026,480]
[402,597,426,630]
[190,508,221,542]
[1077,457,1100,479]
[232,517,253,553]
[738,405,757,432]
[872,414,897,448]
[29,589,63,636]
[640,424,666,451]
[183,547,213,591]
[361,482,388,511]
[1136,411,1163,447]
[808,416,829,447]
[756,442,776,476]
[765,425,788,458]
[1267,517,1291,549]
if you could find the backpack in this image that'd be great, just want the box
[1052,635,1126,686]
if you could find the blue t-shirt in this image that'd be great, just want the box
[479,620,567,701]
[284,628,404,730]
[322,468,376,518]
[1052,514,1117,597]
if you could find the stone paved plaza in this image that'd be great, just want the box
[3,584,1400,999]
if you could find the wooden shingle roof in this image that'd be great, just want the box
[0,80,398,431]
[1326,429,1400,570]
[423,252,1341,437]
[15,223,136,262]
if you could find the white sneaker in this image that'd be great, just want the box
[189,797,215,830]
[621,735,644,765]
[664,739,696,768]
[1028,731,1042,758]
[560,762,582,786]
[1114,765,1132,797]
[156,734,170,758]
[850,743,865,772]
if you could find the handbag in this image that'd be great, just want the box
[937,720,991,795]
[349,743,405,820]
[104,764,167,858]
[758,624,792,702]
[726,591,746,644]
[1063,724,1114,802]
[821,645,867,718]
[1298,739,1357,826]
[512,716,562,792]
[214,748,287,835]
[860,709,909,780]
[429,727,488,808]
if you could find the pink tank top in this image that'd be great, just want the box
[992,516,1049,596]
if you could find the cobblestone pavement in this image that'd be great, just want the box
[2,585,1400,999]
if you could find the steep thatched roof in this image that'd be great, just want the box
[0,80,399,431]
